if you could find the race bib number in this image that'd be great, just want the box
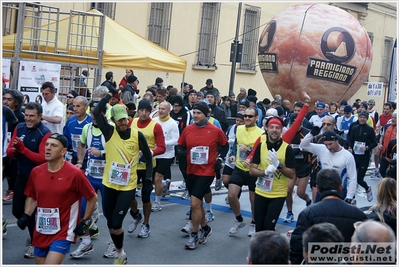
[36,207,61,235]
[108,161,131,186]
[71,134,81,152]
[290,144,304,159]
[256,174,274,192]
[190,146,209,165]
[65,151,73,162]
[353,141,365,155]
[88,159,106,178]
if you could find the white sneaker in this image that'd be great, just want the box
[24,245,35,259]
[366,186,373,202]
[181,190,190,200]
[151,202,162,212]
[137,224,150,238]
[103,242,116,258]
[229,220,246,234]
[128,212,143,233]
[181,221,193,235]
[70,242,94,258]
[91,202,100,223]
[178,181,186,190]
[248,223,255,237]
[162,179,171,197]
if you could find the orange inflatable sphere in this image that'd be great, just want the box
[258,3,372,103]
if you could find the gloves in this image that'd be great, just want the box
[268,149,280,168]
[73,219,92,236]
[264,165,277,175]
[176,145,187,158]
[17,213,30,230]
[14,139,26,152]
[311,126,321,136]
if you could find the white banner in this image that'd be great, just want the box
[17,61,61,105]
[2,58,11,88]
[366,82,383,97]
[388,39,397,102]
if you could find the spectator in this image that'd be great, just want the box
[247,231,290,264]
[289,168,367,264]
[101,71,117,92]
[281,99,291,118]
[200,78,220,96]
[229,92,238,117]
[220,96,232,117]
[119,69,134,90]
[248,96,263,128]
[41,81,65,133]
[236,87,247,104]
[155,77,164,88]
[205,90,229,132]
[366,177,396,235]
[121,75,139,107]
[378,111,397,177]
[302,223,344,264]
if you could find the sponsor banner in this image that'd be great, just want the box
[18,61,61,105]
[308,242,395,264]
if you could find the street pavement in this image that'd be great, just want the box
[2,163,380,265]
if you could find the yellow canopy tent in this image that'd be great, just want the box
[2,9,187,73]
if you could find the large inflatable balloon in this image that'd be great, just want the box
[258,4,372,103]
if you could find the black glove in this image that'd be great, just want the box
[176,145,187,158]
[17,213,30,230]
[73,219,92,236]
[311,126,321,136]
[214,157,223,171]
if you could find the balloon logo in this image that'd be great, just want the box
[258,4,373,103]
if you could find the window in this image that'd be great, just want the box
[196,2,221,67]
[239,6,261,71]
[381,37,393,82]
[148,3,172,49]
[90,2,116,19]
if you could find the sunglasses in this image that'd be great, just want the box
[244,114,255,118]
[322,123,333,127]
[67,96,74,99]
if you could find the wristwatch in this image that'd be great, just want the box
[277,162,283,169]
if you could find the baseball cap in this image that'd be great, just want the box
[48,133,68,148]
[240,99,250,108]
[344,105,352,113]
[206,78,213,85]
[111,104,128,121]
[322,130,338,141]
[316,102,326,109]
[368,99,375,105]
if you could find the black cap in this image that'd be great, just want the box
[155,77,163,84]
[137,99,152,112]
[206,78,213,85]
[240,99,250,108]
[247,88,257,96]
[48,133,68,148]
[69,90,78,98]
[188,89,197,96]
[262,98,271,105]
[248,96,258,103]
[127,75,138,83]
[358,110,369,119]
[322,130,338,141]
[205,90,215,97]
[275,106,284,116]
[193,101,210,116]
[170,95,184,107]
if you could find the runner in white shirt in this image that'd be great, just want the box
[300,129,357,205]
[152,102,180,209]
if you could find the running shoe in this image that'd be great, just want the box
[151,202,162,212]
[214,179,222,191]
[113,253,128,265]
[137,224,150,238]
[103,242,116,258]
[248,223,255,237]
[162,179,171,197]
[199,226,212,244]
[178,181,186,190]
[229,220,246,235]
[225,197,229,205]
[24,245,35,259]
[136,184,142,197]
[185,234,199,250]
[181,190,190,200]
[181,221,193,235]
[206,211,214,222]
[370,168,381,179]
[128,212,143,233]
[70,242,94,258]
[366,186,373,202]
[284,212,294,223]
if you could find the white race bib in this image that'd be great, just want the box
[353,141,366,155]
[290,144,304,159]
[36,207,61,235]
[190,146,209,165]
[65,151,73,162]
[256,174,274,192]
[108,161,131,186]
[71,134,81,152]
[88,159,106,179]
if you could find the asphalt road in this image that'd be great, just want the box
[2,163,379,265]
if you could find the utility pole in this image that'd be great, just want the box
[228,2,242,96]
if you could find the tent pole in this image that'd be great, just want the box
[181,74,185,97]
[12,3,26,89]
[96,13,106,89]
